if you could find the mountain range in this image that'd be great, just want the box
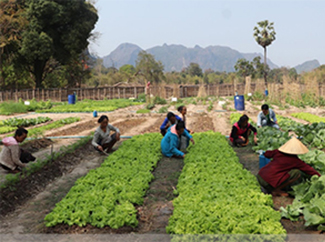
[102,43,320,73]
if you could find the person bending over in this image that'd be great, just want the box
[257,137,321,197]
[230,114,257,147]
[161,121,194,158]
[160,112,182,136]
[92,115,120,153]
[0,128,31,173]
[257,104,280,129]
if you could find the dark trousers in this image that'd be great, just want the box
[0,149,35,171]
[94,133,117,152]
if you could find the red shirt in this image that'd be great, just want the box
[258,149,321,188]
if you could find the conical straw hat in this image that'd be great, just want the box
[278,136,309,155]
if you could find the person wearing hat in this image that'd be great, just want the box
[257,137,321,196]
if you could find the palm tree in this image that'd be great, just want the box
[253,20,276,88]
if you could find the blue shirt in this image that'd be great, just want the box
[160,115,183,131]
[160,124,192,157]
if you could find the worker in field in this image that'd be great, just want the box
[92,115,120,153]
[161,121,194,158]
[257,104,280,129]
[177,105,193,134]
[160,112,182,136]
[257,137,321,197]
[0,128,35,173]
[230,114,258,147]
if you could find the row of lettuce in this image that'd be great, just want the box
[0,98,143,115]
[230,112,325,231]
[43,132,286,239]
[0,117,80,136]
[45,133,162,228]
[167,132,286,238]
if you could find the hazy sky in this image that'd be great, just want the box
[89,0,325,68]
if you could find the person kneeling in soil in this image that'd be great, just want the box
[92,115,120,153]
[229,114,257,147]
[161,121,194,158]
[257,137,321,197]
[160,112,182,136]
[0,128,34,173]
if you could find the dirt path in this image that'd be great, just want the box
[190,113,215,132]
[0,142,119,234]
[209,111,231,135]
[137,156,183,234]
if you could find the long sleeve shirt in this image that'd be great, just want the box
[92,124,120,148]
[161,124,193,157]
[0,137,25,170]
[258,149,321,188]
[257,109,277,127]
[160,115,182,132]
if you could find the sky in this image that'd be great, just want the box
[89,0,325,68]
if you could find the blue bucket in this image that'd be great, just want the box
[259,154,271,169]
[234,95,245,111]
[265,89,269,96]
[93,110,98,118]
[68,94,75,105]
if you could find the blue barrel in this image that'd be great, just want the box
[265,89,269,96]
[93,110,98,118]
[234,95,245,111]
[259,154,271,169]
[68,94,75,104]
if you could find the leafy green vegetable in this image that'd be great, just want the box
[37,99,143,113]
[167,132,286,236]
[44,133,162,228]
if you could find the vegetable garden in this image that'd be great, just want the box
[1,97,325,239]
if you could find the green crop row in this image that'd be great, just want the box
[44,133,162,228]
[167,132,286,237]
[26,117,80,137]
[291,112,325,123]
[37,99,143,113]
[0,117,51,128]
[0,99,52,115]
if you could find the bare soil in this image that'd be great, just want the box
[48,120,98,137]
[0,141,94,217]
[137,156,183,234]
[190,113,215,132]
[20,138,54,153]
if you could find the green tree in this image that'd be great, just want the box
[135,51,164,83]
[234,58,254,84]
[119,64,136,75]
[289,68,298,80]
[0,0,28,88]
[188,63,203,77]
[17,0,98,88]
[253,20,276,87]
[252,56,268,79]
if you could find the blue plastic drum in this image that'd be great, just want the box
[93,110,98,118]
[234,95,245,111]
[68,94,75,104]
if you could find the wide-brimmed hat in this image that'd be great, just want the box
[278,136,309,155]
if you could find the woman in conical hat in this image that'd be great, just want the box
[256,137,321,197]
